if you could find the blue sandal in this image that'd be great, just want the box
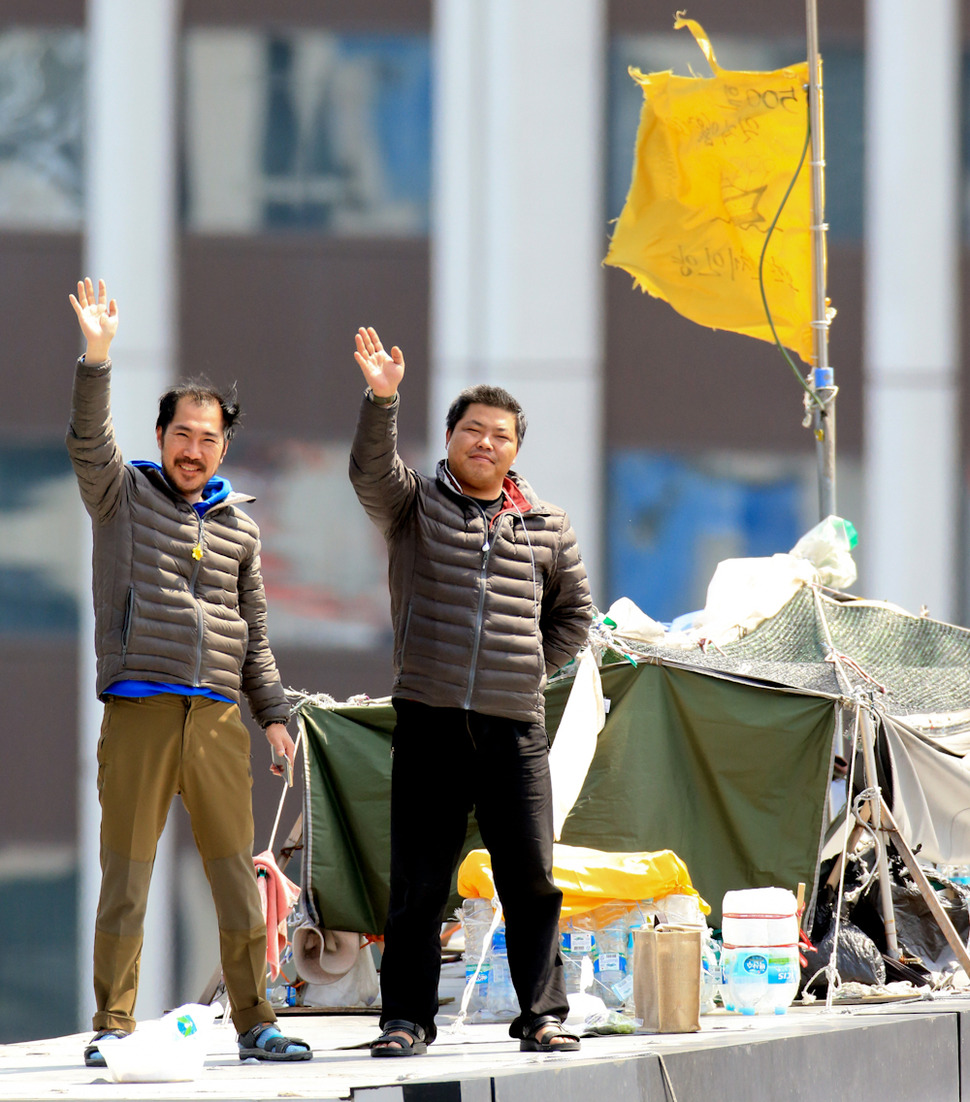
[84,1028,129,1068]
[237,1023,312,1062]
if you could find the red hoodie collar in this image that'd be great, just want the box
[499,475,532,515]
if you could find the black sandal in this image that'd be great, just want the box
[370,1019,428,1057]
[237,1023,312,1061]
[83,1028,129,1068]
[519,1014,581,1053]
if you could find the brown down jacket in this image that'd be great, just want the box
[66,358,289,726]
[350,392,592,726]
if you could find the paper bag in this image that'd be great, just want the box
[633,925,701,1033]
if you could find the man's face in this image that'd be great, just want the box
[156,397,228,503]
[445,402,519,499]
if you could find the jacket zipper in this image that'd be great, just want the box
[399,601,413,665]
[121,586,134,661]
[189,512,205,686]
[463,504,500,709]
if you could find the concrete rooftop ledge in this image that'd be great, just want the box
[5,967,970,1102]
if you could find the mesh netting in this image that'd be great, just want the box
[620,586,970,721]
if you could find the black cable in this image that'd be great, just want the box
[757,97,825,411]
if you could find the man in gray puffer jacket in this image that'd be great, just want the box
[67,278,311,1067]
[351,326,592,1057]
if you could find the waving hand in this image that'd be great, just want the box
[69,277,118,364]
[354,326,404,399]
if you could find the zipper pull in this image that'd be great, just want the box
[193,516,205,561]
[482,539,490,554]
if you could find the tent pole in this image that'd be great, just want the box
[858,708,900,956]
[879,803,970,976]
[856,707,970,973]
[806,0,836,519]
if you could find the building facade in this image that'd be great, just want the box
[1,0,965,1043]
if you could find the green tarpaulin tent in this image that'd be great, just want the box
[297,659,837,931]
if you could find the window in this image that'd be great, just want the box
[0,446,79,635]
[0,27,83,231]
[183,28,431,235]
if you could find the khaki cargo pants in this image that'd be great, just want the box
[93,694,274,1035]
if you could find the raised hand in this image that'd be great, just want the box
[354,326,404,399]
[69,277,118,363]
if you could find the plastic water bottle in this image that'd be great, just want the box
[594,918,632,1008]
[485,925,517,1019]
[721,945,800,1015]
[461,898,494,1012]
[942,865,970,887]
[720,946,769,1013]
[721,887,800,1014]
[761,947,800,1012]
[560,921,596,994]
[699,930,719,1014]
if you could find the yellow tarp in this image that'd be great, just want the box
[604,16,818,363]
[457,843,710,920]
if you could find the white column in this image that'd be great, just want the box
[431,0,606,594]
[78,0,179,1028]
[863,0,961,621]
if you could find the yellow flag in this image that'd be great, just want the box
[605,17,817,363]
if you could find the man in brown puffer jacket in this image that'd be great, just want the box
[67,278,311,1067]
[351,326,592,1057]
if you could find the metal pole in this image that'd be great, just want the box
[806,0,836,519]
[858,708,899,957]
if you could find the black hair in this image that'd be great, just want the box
[156,378,241,441]
[445,384,527,445]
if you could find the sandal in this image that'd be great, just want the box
[370,1019,428,1058]
[237,1022,312,1062]
[83,1028,129,1068]
[519,1015,581,1053]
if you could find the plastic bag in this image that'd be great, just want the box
[891,879,970,973]
[99,1003,216,1083]
[790,515,858,589]
[800,914,885,993]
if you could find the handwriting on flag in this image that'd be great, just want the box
[605,16,820,363]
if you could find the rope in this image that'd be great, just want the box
[824,651,888,695]
[811,586,888,701]
[265,693,314,854]
[812,704,862,1008]
[811,586,857,698]
[267,723,303,855]
[442,895,504,1036]
[284,687,340,710]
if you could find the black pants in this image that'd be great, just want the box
[379,699,567,1042]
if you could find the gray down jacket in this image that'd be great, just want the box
[66,358,289,726]
[350,392,592,725]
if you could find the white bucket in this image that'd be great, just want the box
[721,887,798,949]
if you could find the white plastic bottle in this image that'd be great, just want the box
[721,946,770,1014]
[485,924,518,1019]
[461,898,493,1012]
[699,929,719,1014]
[721,945,800,1015]
[760,946,800,1013]
[720,887,800,1014]
[594,918,632,1008]
[560,920,596,995]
